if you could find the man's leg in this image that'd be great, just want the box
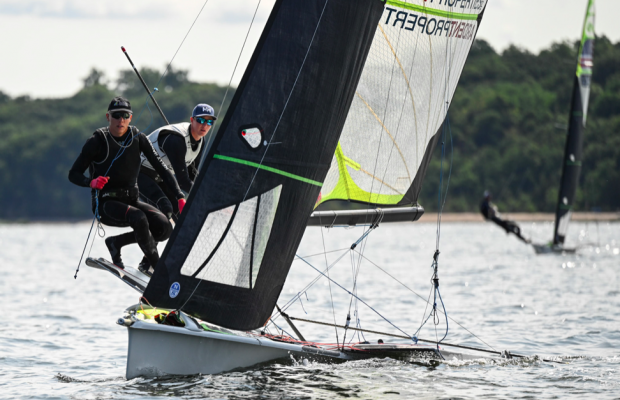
[132,200,173,275]
[98,200,136,268]
[99,199,163,270]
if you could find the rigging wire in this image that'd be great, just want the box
[352,248,496,351]
[151,0,211,98]
[319,226,340,348]
[296,255,413,340]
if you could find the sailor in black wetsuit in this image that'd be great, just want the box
[68,97,186,276]
[138,103,216,220]
[480,191,530,244]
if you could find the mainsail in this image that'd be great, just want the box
[143,0,385,330]
[309,0,488,226]
[553,0,595,245]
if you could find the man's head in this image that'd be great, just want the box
[483,190,491,199]
[106,96,133,136]
[190,103,216,141]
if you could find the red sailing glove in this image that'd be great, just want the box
[90,176,109,190]
[178,198,186,214]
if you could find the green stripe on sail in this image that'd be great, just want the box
[213,154,323,187]
[386,1,479,20]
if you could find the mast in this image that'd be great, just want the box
[553,0,595,245]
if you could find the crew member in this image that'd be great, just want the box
[138,103,216,220]
[480,191,530,244]
[68,97,186,276]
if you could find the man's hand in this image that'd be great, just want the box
[90,176,109,190]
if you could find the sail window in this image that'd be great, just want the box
[241,127,262,149]
[180,205,236,277]
[180,185,282,288]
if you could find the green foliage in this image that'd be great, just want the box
[0,37,618,220]
[419,37,620,213]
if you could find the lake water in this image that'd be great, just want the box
[0,219,618,399]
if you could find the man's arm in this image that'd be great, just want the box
[139,132,184,200]
[161,133,194,192]
[68,134,102,187]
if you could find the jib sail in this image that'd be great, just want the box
[310,0,488,226]
[142,0,385,330]
[553,0,595,245]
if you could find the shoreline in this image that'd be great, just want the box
[1,212,619,224]
[417,212,620,223]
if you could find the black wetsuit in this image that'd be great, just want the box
[138,130,204,219]
[69,126,184,267]
[480,198,528,243]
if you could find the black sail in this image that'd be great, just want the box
[143,0,385,330]
[553,0,595,245]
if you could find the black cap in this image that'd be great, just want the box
[107,97,132,114]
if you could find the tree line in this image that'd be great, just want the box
[0,38,618,221]
[418,36,620,213]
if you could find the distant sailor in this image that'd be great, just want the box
[68,97,186,276]
[480,191,530,244]
[138,103,216,220]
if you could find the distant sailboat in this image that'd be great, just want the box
[533,0,595,254]
[88,0,491,377]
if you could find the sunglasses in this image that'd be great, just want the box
[110,111,132,120]
[195,117,214,126]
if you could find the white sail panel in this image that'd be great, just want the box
[178,186,282,288]
[320,0,487,206]
[195,197,258,286]
[180,205,235,277]
[252,185,282,287]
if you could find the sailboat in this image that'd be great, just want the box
[87,0,491,378]
[532,0,595,255]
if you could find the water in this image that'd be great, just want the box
[0,220,618,399]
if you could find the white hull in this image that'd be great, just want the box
[532,243,577,255]
[124,314,352,378]
[122,309,486,378]
[127,321,310,378]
